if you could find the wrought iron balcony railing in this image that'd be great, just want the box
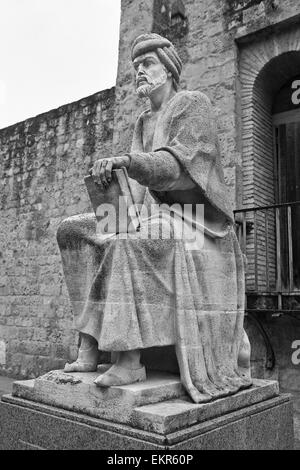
[234,201,300,313]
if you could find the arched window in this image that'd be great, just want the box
[273,75,300,204]
[237,48,300,308]
[273,76,300,290]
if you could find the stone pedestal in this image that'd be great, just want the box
[0,370,294,450]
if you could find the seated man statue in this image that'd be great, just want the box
[57,33,252,404]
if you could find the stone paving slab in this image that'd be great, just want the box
[0,376,14,397]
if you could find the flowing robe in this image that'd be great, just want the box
[57,90,252,403]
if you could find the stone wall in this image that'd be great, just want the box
[0,88,115,378]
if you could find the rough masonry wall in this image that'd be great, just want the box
[112,0,154,157]
[0,88,115,378]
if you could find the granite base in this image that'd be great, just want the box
[10,370,282,434]
[0,392,294,450]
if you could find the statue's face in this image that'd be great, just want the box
[133,51,169,98]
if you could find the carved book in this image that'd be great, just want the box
[84,167,141,237]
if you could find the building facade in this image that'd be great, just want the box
[0,0,299,443]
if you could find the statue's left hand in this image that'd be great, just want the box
[90,155,130,190]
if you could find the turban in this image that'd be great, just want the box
[131,33,182,89]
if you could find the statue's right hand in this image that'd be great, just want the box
[91,158,114,190]
[90,156,130,191]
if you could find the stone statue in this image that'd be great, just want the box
[57,33,252,403]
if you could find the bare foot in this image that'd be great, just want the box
[94,364,146,387]
[94,349,145,387]
[64,343,98,373]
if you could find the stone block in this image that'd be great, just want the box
[12,369,186,426]
[12,369,282,436]
[0,391,294,449]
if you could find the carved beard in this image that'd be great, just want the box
[136,68,168,98]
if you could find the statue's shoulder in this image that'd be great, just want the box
[170,90,212,113]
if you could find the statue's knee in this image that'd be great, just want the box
[57,214,96,249]
[57,216,78,248]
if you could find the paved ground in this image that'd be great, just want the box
[0,376,14,397]
[294,416,300,450]
[0,375,299,449]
